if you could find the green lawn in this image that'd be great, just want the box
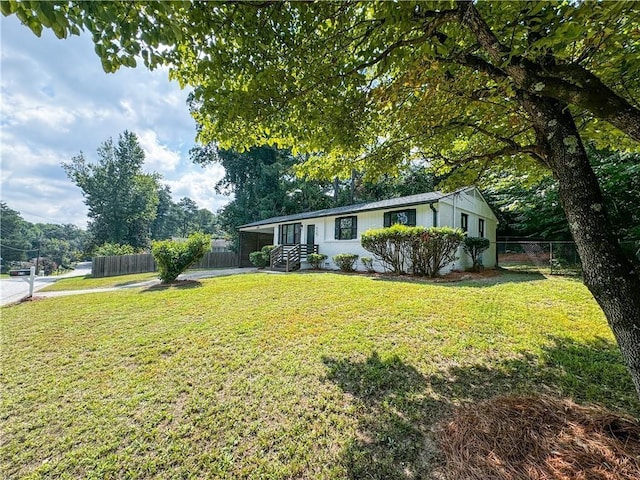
[38,271,159,292]
[2,272,637,479]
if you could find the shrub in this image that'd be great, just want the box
[152,232,211,283]
[249,245,276,268]
[362,225,464,276]
[307,253,327,269]
[93,242,137,256]
[360,256,375,273]
[261,245,276,256]
[361,224,420,273]
[36,258,58,275]
[412,227,465,277]
[463,236,491,272]
[333,253,359,272]
[249,251,269,268]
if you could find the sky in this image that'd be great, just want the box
[1,14,229,228]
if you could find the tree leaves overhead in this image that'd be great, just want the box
[6,1,638,179]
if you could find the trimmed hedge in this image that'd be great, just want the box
[307,253,328,269]
[361,225,465,277]
[332,253,359,272]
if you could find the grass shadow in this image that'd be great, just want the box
[370,269,548,288]
[139,279,203,292]
[323,352,442,479]
[322,338,639,479]
[426,336,638,414]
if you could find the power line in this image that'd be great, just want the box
[0,243,36,253]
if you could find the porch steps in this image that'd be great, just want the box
[269,243,318,273]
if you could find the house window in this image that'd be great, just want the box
[280,223,301,245]
[335,216,357,240]
[479,218,485,238]
[383,209,417,227]
[461,213,469,232]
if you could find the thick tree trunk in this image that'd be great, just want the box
[521,93,640,398]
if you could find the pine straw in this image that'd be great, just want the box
[435,395,640,480]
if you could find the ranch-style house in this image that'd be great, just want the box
[238,186,498,272]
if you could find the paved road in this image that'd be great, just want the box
[0,261,92,306]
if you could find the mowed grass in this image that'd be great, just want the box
[38,271,159,292]
[2,272,638,479]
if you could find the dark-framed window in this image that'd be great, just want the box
[461,213,469,232]
[279,223,301,245]
[478,218,485,238]
[335,216,357,240]
[383,209,417,227]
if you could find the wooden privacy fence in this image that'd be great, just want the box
[92,252,238,278]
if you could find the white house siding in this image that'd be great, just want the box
[319,204,445,271]
[438,191,497,270]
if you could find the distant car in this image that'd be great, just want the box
[9,269,32,276]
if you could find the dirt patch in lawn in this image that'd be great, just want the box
[435,394,640,480]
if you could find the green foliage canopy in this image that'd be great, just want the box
[63,131,160,250]
[6,1,638,178]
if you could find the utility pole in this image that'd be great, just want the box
[35,244,40,276]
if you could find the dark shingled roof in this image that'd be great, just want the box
[239,190,449,229]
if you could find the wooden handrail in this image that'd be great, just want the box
[270,243,319,271]
[270,245,283,268]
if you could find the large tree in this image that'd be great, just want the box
[63,131,160,250]
[7,1,640,396]
[486,149,640,242]
[194,145,335,244]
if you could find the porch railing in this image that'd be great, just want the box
[270,243,318,271]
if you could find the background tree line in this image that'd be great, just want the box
[0,202,88,272]
[1,132,223,271]
[62,131,223,254]
[200,144,639,252]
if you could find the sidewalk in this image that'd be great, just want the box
[33,267,262,300]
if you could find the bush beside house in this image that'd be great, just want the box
[249,245,275,268]
[332,253,359,272]
[307,253,328,269]
[463,237,491,272]
[361,225,465,277]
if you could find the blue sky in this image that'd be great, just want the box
[1,15,229,228]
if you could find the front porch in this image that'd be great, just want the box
[238,227,320,271]
[269,243,319,272]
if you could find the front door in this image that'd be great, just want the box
[306,224,315,246]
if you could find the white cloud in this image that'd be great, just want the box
[165,164,230,213]
[2,92,77,132]
[137,130,182,172]
[0,14,206,227]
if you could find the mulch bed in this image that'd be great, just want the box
[435,395,640,480]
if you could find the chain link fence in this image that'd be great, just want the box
[496,240,640,276]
